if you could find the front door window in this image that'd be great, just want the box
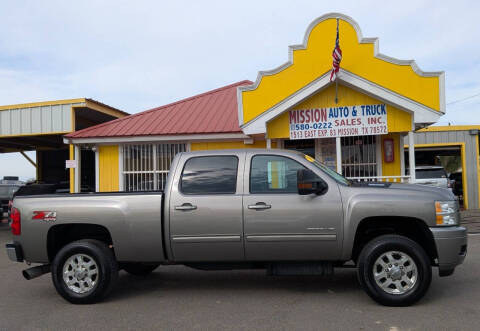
[250,155,306,193]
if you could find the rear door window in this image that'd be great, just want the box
[180,156,238,194]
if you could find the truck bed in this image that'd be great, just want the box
[13,191,165,263]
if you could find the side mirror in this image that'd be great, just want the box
[297,169,328,196]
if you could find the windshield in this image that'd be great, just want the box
[0,185,21,197]
[303,155,351,186]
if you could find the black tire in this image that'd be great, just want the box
[51,239,118,304]
[357,234,432,306]
[122,263,159,276]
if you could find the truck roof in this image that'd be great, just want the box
[180,148,305,156]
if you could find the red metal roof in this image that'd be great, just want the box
[66,80,252,139]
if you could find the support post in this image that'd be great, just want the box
[408,131,416,183]
[20,151,37,168]
[334,18,339,104]
[95,147,99,192]
[336,136,342,174]
[36,150,41,182]
[74,145,81,193]
[69,145,74,192]
[400,135,405,177]
[375,135,382,177]
[335,79,338,104]
[118,145,124,191]
[266,138,272,149]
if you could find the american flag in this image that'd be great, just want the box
[330,20,342,82]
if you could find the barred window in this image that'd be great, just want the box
[123,143,186,191]
[341,136,377,178]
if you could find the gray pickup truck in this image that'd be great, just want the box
[6,149,467,306]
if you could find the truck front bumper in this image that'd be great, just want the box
[6,242,23,262]
[430,226,467,276]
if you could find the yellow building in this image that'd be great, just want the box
[64,13,445,196]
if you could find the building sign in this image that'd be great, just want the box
[289,104,388,139]
[65,160,77,169]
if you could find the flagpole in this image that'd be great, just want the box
[335,75,338,104]
[335,18,339,104]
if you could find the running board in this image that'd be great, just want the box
[267,262,333,276]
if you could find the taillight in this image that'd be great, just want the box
[10,207,21,235]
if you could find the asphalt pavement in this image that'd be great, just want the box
[0,224,479,331]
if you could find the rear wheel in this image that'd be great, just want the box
[357,235,432,306]
[52,239,118,304]
[122,263,159,276]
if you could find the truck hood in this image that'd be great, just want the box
[350,181,455,201]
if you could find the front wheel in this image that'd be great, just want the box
[357,235,432,306]
[51,239,118,304]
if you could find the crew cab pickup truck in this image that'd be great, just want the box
[6,149,467,306]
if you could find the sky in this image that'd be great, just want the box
[1,0,479,180]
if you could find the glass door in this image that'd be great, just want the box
[283,139,315,158]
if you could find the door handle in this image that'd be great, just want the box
[175,203,197,211]
[248,202,271,210]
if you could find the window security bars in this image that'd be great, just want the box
[123,143,186,191]
[341,135,377,179]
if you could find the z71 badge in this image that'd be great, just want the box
[32,211,57,222]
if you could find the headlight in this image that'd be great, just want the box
[435,201,459,226]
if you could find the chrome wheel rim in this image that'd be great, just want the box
[373,250,418,295]
[62,254,99,294]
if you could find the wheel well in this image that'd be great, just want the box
[47,224,113,262]
[352,217,438,265]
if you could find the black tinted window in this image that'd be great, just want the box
[181,156,238,194]
[250,155,307,194]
